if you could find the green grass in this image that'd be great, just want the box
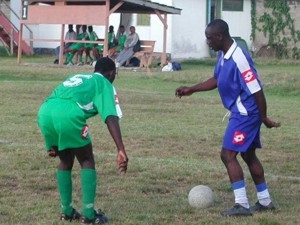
[0,56,299,225]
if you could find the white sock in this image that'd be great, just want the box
[257,189,271,206]
[234,187,250,208]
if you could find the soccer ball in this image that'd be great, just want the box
[188,185,215,208]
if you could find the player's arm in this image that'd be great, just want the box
[254,90,280,128]
[106,115,128,174]
[175,77,217,98]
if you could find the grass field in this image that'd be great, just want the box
[0,55,299,225]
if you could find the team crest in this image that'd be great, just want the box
[81,125,89,139]
[242,69,256,83]
[233,131,246,145]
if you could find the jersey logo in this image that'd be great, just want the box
[81,125,89,139]
[242,69,256,83]
[115,94,119,105]
[233,131,246,145]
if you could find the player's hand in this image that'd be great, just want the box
[175,86,192,98]
[262,117,281,128]
[117,149,128,175]
[48,147,58,157]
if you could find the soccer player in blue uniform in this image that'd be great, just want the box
[38,57,128,224]
[175,19,280,216]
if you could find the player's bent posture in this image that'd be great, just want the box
[175,19,280,217]
[37,57,128,224]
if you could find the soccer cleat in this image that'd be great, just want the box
[81,209,109,224]
[53,59,59,64]
[221,204,253,217]
[60,208,81,221]
[250,201,276,212]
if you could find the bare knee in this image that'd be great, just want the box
[74,143,95,169]
[220,148,238,165]
[241,148,257,164]
[58,149,75,170]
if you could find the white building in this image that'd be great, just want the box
[10,0,252,59]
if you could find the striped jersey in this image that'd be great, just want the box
[214,41,262,116]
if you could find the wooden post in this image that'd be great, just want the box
[58,24,65,65]
[162,13,168,66]
[10,29,14,55]
[154,10,168,66]
[17,23,23,64]
[103,0,110,56]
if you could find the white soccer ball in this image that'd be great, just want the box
[188,185,215,208]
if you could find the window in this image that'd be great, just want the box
[222,0,243,11]
[137,14,150,26]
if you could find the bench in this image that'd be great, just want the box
[133,40,156,69]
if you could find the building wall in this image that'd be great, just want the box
[128,0,173,54]
[254,0,300,54]
[171,0,209,59]
[221,0,252,49]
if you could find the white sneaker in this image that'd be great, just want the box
[116,62,120,68]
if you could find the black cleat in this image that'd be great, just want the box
[250,201,276,212]
[221,204,252,217]
[81,209,109,224]
[60,208,81,221]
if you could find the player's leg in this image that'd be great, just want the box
[241,149,275,211]
[220,114,253,216]
[74,143,109,224]
[220,149,250,208]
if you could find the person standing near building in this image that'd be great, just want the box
[37,57,128,224]
[175,19,280,216]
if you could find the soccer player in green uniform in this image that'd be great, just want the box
[37,57,128,224]
[108,25,116,50]
[108,25,127,58]
[85,26,99,64]
[93,25,117,60]
[65,25,89,65]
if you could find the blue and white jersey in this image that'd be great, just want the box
[214,41,262,115]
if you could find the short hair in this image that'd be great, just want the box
[94,57,116,73]
[207,19,230,37]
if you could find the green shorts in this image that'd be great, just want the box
[69,43,85,51]
[95,45,103,52]
[37,99,91,152]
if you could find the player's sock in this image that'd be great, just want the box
[256,182,271,206]
[57,170,73,216]
[232,180,250,208]
[81,169,97,220]
[67,54,74,64]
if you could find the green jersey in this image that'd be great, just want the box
[108,32,116,49]
[116,33,127,52]
[47,72,122,122]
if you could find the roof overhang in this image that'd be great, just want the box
[27,0,182,15]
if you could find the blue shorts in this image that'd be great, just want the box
[223,113,262,152]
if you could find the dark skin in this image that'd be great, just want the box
[175,25,280,185]
[49,68,128,174]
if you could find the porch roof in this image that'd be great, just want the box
[27,0,182,15]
